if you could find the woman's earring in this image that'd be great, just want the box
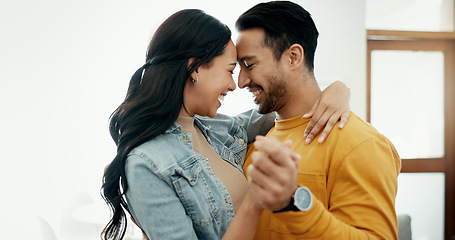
[192,77,198,84]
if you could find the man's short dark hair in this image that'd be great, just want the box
[236,1,319,72]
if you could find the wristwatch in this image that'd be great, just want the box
[275,186,313,212]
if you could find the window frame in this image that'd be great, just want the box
[367,30,455,240]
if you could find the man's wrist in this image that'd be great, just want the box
[273,186,313,212]
[273,186,300,213]
[273,198,299,212]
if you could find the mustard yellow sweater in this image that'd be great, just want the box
[244,112,401,240]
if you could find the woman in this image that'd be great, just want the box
[102,9,350,240]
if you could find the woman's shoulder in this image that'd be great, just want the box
[196,112,252,135]
[196,113,236,129]
[131,131,180,152]
[126,131,194,172]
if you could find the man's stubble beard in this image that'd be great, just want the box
[258,74,288,114]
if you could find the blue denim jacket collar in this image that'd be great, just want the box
[166,116,215,151]
[166,116,210,135]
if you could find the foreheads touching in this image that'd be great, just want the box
[235,1,319,72]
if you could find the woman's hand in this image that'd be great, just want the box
[247,136,300,211]
[302,81,350,145]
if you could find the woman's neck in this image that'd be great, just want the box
[179,106,194,117]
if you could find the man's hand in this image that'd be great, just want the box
[246,136,300,211]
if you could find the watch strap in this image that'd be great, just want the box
[273,187,300,213]
[273,199,299,212]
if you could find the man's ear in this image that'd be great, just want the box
[287,44,304,70]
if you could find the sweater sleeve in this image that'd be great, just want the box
[273,136,401,240]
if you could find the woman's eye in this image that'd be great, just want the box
[229,70,234,74]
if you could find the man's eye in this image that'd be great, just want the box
[242,59,254,69]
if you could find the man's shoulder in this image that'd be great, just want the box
[332,112,399,159]
[319,111,396,157]
[340,112,384,141]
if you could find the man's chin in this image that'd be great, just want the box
[258,105,273,114]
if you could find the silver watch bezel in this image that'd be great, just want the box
[293,186,313,211]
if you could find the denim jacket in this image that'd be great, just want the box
[125,110,275,240]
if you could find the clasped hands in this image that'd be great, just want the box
[246,136,300,211]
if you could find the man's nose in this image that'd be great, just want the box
[237,68,250,89]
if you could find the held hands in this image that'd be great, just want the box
[246,136,300,211]
[303,81,350,145]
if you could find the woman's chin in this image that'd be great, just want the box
[200,104,219,118]
[208,111,217,118]
[209,102,221,118]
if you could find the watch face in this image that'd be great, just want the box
[294,186,312,211]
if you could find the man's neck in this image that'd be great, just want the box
[276,74,321,120]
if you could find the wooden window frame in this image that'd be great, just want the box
[367,30,455,240]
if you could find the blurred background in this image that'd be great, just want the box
[0,0,454,239]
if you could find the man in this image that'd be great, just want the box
[236,1,401,239]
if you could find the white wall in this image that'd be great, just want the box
[366,0,454,31]
[0,0,365,238]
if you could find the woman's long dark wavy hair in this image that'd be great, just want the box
[101,9,231,240]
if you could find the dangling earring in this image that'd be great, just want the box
[192,76,198,84]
